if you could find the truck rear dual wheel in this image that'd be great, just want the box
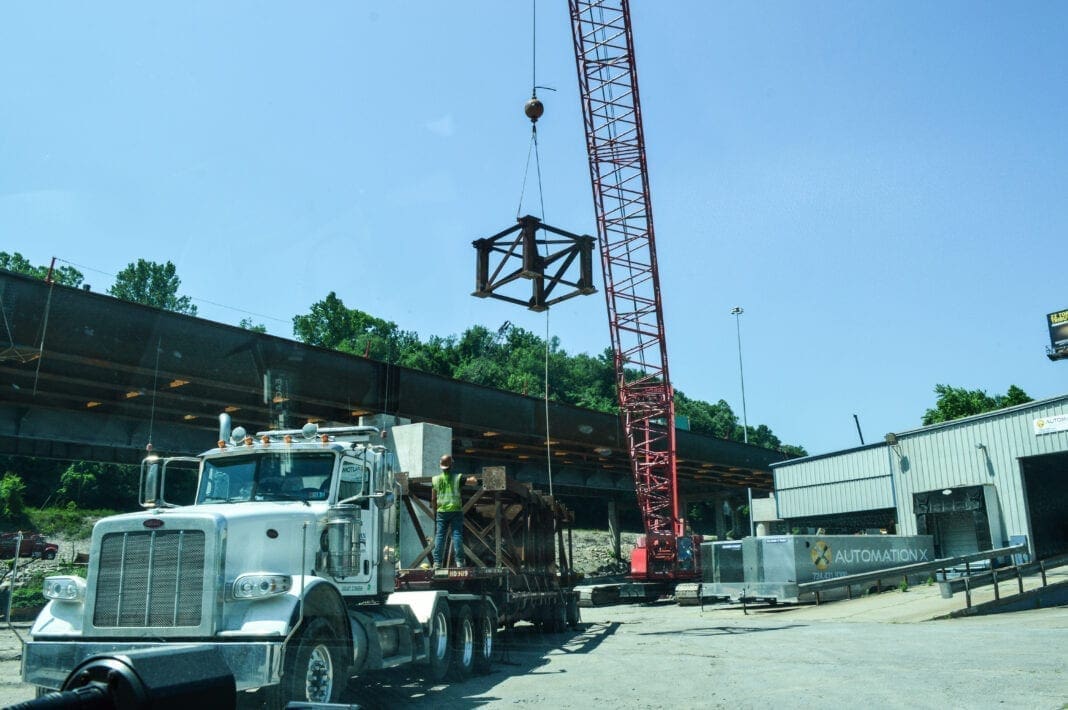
[426,601,452,683]
[450,605,476,680]
[474,605,497,674]
[283,617,347,704]
[544,600,568,633]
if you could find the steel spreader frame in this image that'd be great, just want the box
[472,215,597,312]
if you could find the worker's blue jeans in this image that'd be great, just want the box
[433,511,465,567]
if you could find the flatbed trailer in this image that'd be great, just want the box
[394,467,581,630]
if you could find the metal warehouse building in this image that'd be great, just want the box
[770,394,1068,561]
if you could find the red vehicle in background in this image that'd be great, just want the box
[0,532,58,560]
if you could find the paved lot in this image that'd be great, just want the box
[346,597,1068,710]
[4,586,1066,709]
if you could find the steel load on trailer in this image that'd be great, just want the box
[394,466,581,632]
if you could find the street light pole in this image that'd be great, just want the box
[730,306,749,444]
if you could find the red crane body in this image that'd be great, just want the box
[568,0,699,581]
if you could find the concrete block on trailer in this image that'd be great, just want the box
[391,423,452,479]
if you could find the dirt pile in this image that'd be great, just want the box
[567,529,640,577]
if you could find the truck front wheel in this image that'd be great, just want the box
[284,617,347,704]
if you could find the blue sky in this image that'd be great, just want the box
[2,2,1066,456]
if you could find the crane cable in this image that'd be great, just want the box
[513,0,554,497]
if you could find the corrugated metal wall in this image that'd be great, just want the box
[773,445,894,518]
[772,395,1068,545]
[891,396,1068,542]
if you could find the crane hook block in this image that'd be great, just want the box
[524,97,544,123]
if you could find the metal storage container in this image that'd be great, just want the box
[701,534,935,603]
[700,540,744,584]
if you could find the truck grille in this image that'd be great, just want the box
[93,530,206,628]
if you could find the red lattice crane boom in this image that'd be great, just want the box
[568,0,698,581]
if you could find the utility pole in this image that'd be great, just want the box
[730,306,748,444]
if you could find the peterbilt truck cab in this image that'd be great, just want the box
[22,415,462,705]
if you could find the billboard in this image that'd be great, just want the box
[1049,309,1068,350]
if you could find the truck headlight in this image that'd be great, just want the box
[233,573,292,599]
[43,576,86,602]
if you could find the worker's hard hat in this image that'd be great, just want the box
[439,454,453,469]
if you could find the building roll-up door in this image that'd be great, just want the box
[937,511,979,559]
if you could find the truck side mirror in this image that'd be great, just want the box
[140,459,162,508]
[140,456,199,508]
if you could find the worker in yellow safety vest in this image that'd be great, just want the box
[431,454,478,568]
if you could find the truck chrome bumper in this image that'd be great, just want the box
[22,640,284,691]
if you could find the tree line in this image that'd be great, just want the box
[292,291,807,455]
[0,252,197,315]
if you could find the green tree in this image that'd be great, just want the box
[0,471,27,518]
[239,317,267,333]
[559,350,616,412]
[999,385,1033,408]
[922,384,1034,425]
[108,259,197,315]
[51,461,139,511]
[58,463,96,506]
[675,392,738,439]
[0,251,84,287]
[395,334,458,378]
[293,292,419,362]
[451,325,509,388]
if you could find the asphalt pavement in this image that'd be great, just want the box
[3,574,1066,709]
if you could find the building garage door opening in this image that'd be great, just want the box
[914,486,1000,559]
[1020,452,1068,559]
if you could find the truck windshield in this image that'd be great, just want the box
[198,452,336,503]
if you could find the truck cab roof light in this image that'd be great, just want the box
[255,425,380,443]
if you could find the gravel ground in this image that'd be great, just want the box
[4,600,1066,709]
[336,601,1068,710]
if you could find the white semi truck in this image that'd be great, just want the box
[22,415,578,705]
